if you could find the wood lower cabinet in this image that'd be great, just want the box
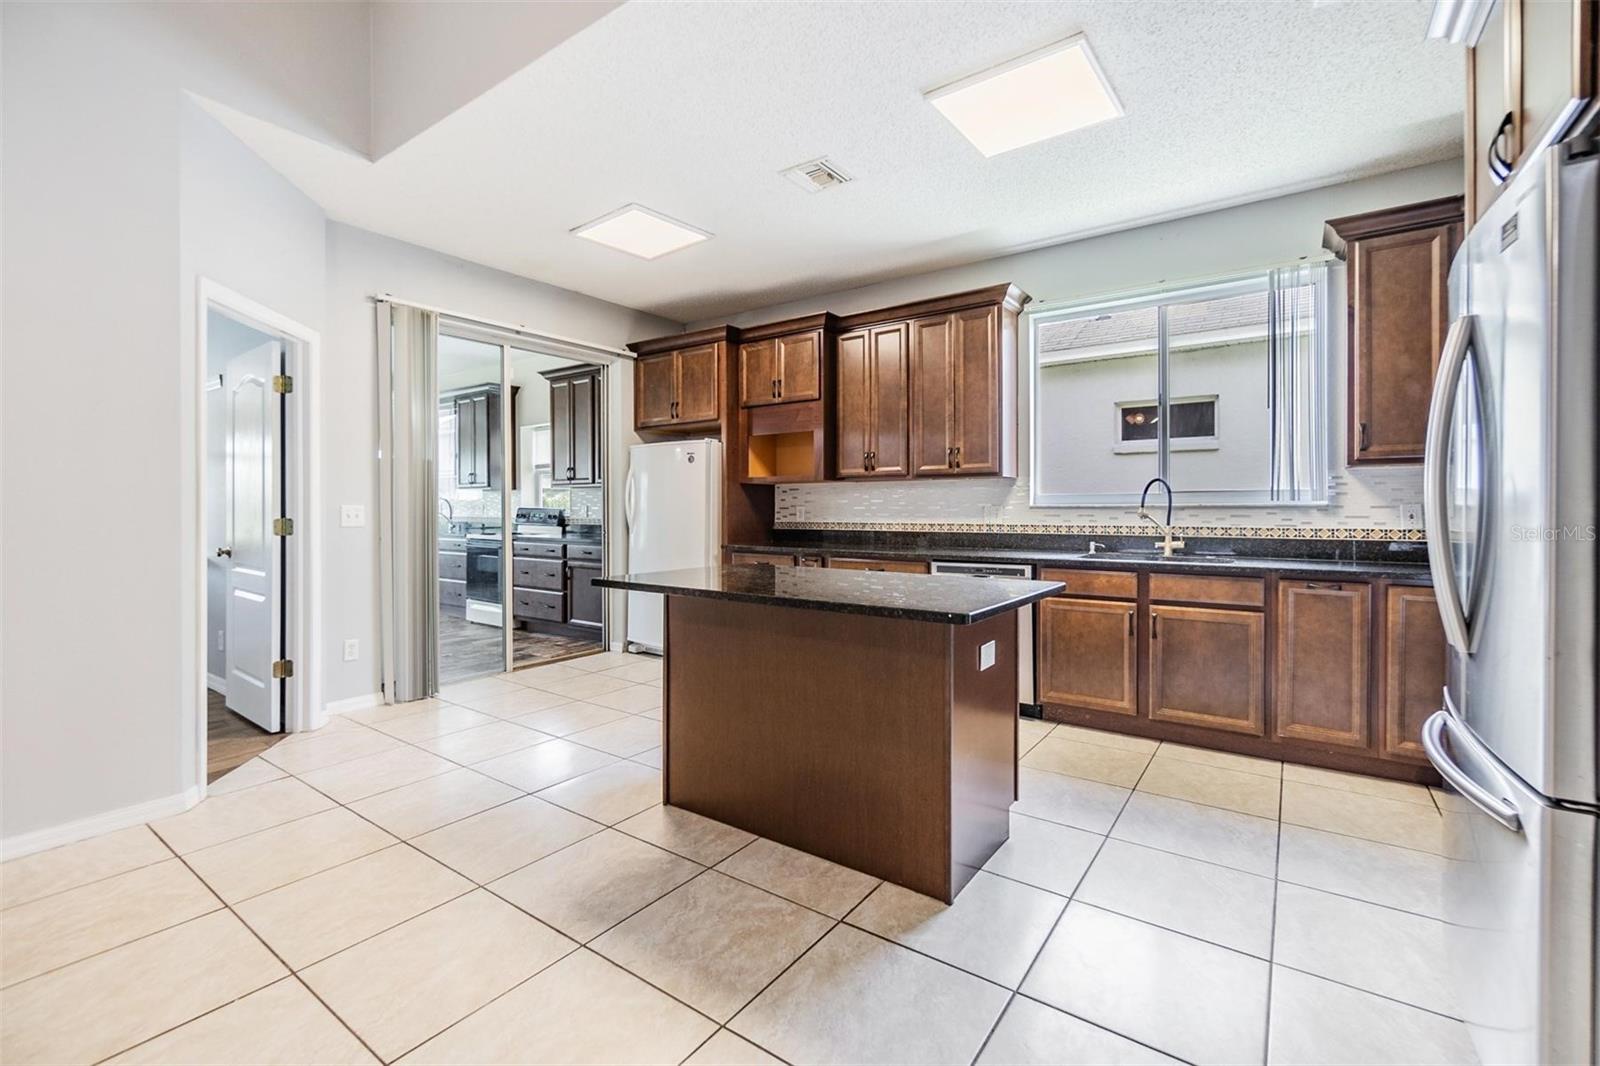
[1037,597,1137,715]
[836,323,911,478]
[825,556,929,574]
[1276,580,1372,748]
[1381,585,1448,762]
[1325,198,1464,466]
[1148,605,1265,735]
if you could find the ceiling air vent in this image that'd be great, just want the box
[781,158,852,193]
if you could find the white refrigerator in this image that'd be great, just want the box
[623,439,723,653]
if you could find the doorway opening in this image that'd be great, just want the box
[436,323,608,684]
[198,283,320,785]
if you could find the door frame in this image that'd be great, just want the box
[194,278,323,791]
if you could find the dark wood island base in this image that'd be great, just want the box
[596,564,1062,903]
[665,596,1016,902]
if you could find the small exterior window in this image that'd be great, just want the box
[1117,398,1216,443]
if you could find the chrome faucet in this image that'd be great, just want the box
[1138,477,1185,557]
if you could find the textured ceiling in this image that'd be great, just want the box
[214,0,1462,323]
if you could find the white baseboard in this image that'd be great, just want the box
[206,673,226,694]
[325,691,383,716]
[0,786,203,862]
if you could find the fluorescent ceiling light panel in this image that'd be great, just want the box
[571,204,709,260]
[926,34,1123,157]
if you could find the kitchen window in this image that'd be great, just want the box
[1029,264,1331,506]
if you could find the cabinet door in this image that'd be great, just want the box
[569,372,599,484]
[1038,597,1137,715]
[458,394,492,487]
[1349,221,1460,464]
[1149,605,1264,734]
[909,314,957,476]
[636,354,677,428]
[1468,2,1517,221]
[776,330,822,403]
[951,305,1003,475]
[549,377,574,483]
[740,339,780,408]
[676,342,721,423]
[1275,581,1372,748]
[865,323,911,477]
[836,330,872,477]
[1381,585,1447,762]
[567,562,603,627]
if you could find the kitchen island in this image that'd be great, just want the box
[596,565,1062,901]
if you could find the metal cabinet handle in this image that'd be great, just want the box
[946,446,954,469]
[1151,614,1159,639]
[771,379,778,399]
[1127,609,1134,637]
[952,446,961,470]
[777,377,783,398]
[1305,582,1343,591]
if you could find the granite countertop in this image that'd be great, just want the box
[595,566,1065,625]
[726,541,1433,581]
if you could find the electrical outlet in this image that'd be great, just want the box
[1402,501,1423,525]
[216,631,225,651]
[343,639,359,662]
[340,504,366,528]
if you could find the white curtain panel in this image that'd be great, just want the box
[1267,263,1331,502]
[376,300,440,703]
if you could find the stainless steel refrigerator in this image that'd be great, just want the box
[1421,137,1597,1065]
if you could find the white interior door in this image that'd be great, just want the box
[223,340,284,732]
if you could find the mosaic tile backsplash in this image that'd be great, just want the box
[774,464,1425,542]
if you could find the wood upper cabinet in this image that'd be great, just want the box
[1465,0,1596,222]
[742,330,825,407]
[1038,596,1138,716]
[629,328,728,431]
[909,307,1007,476]
[1148,604,1265,735]
[1325,197,1464,465]
[1381,585,1448,762]
[1275,580,1372,748]
[836,323,910,478]
[545,366,601,486]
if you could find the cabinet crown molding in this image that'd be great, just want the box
[627,324,738,357]
[836,283,1030,332]
[737,312,839,343]
[1322,195,1467,259]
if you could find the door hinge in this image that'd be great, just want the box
[272,374,294,394]
[272,517,294,536]
[271,659,295,679]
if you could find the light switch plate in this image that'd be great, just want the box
[342,639,359,662]
[979,640,996,671]
[340,504,366,528]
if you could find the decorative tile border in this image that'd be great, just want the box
[774,520,1426,542]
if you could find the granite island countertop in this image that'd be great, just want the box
[595,565,1064,625]
[726,541,1434,581]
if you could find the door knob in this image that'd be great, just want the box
[216,547,232,558]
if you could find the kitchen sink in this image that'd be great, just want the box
[1073,549,1240,564]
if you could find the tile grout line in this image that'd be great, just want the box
[972,737,1161,1066]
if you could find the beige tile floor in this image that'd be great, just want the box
[0,651,1479,1065]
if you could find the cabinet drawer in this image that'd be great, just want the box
[1149,573,1264,607]
[513,558,563,591]
[566,543,602,562]
[512,540,563,559]
[730,551,795,567]
[439,552,467,581]
[1038,568,1138,600]
[439,578,466,608]
[513,588,564,622]
[826,557,930,574]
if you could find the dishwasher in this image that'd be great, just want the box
[928,561,1038,716]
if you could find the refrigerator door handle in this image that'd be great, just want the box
[1422,707,1523,833]
[624,469,637,530]
[1423,313,1476,653]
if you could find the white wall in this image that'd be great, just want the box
[693,161,1461,534]
[321,224,677,705]
[1,3,358,849]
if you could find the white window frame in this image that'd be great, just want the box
[1028,267,1331,508]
